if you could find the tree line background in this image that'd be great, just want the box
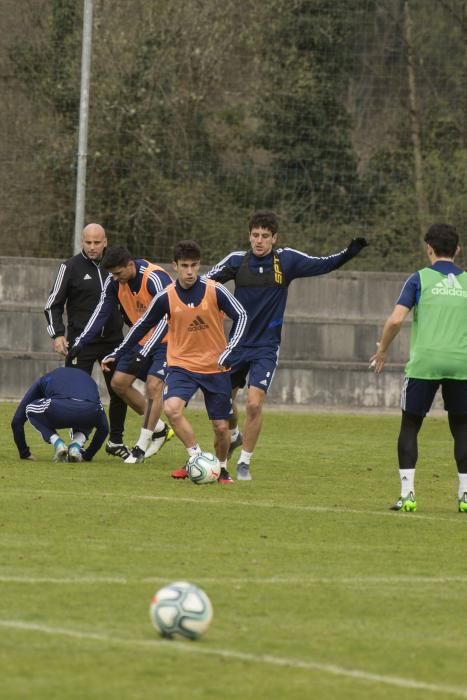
[1,0,467,270]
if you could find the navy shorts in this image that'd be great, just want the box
[147,344,168,381]
[26,397,102,436]
[401,377,467,416]
[163,367,233,420]
[229,346,279,393]
[116,344,167,382]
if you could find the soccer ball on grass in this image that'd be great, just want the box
[149,581,213,639]
[187,451,220,484]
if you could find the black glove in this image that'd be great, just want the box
[126,352,145,376]
[65,346,80,365]
[348,237,369,255]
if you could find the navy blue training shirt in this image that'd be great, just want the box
[206,246,359,348]
[11,367,108,459]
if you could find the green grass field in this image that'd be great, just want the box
[1,403,467,700]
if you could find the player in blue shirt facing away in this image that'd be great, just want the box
[206,210,368,480]
[369,223,467,513]
[11,367,109,462]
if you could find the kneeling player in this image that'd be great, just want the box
[11,366,109,462]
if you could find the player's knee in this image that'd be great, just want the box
[111,374,129,396]
[164,402,182,423]
[212,420,229,438]
[110,377,122,394]
[245,398,263,419]
[146,376,163,400]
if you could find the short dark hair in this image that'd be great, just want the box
[424,224,459,258]
[101,246,133,270]
[173,240,201,262]
[248,210,279,235]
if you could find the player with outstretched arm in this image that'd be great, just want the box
[205,210,368,480]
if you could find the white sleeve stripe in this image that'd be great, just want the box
[397,275,415,301]
[283,246,347,261]
[215,282,243,312]
[74,275,113,345]
[214,283,248,360]
[44,263,67,337]
[226,307,247,349]
[147,271,165,293]
[112,288,169,356]
[206,251,246,277]
[44,263,66,309]
[139,318,168,356]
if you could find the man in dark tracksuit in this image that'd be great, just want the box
[44,223,129,459]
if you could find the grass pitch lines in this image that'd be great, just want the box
[0,574,128,585]
[4,487,462,523]
[1,619,466,698]
[2,574,467,587]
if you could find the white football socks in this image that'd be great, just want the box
[72,432,86,447]
[238,449,253,465]
[399,469,415,497]
[154,419,166,434]
[136,427,153,451]
[458,473,467,499]
[187,444,202,458]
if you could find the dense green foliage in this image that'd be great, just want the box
[3,0,467,269]
[2,404,467,699]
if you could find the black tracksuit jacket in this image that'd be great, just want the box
[44,250,124,346]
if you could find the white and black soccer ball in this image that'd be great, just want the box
[187,451,220,484]
[149,581,213,640]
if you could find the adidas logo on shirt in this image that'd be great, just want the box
[188,315,208,331]
[83,273,92,280]
[431,274,467,298]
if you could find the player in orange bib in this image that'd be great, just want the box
[68,247,174,463]
[102,240,248,483]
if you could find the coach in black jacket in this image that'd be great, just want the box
[44,223,129,459]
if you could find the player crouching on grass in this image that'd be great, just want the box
[11,367,109,462]
[101,240,248,484]
[370,223,467,513]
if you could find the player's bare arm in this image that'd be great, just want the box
[370,304,410,373]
